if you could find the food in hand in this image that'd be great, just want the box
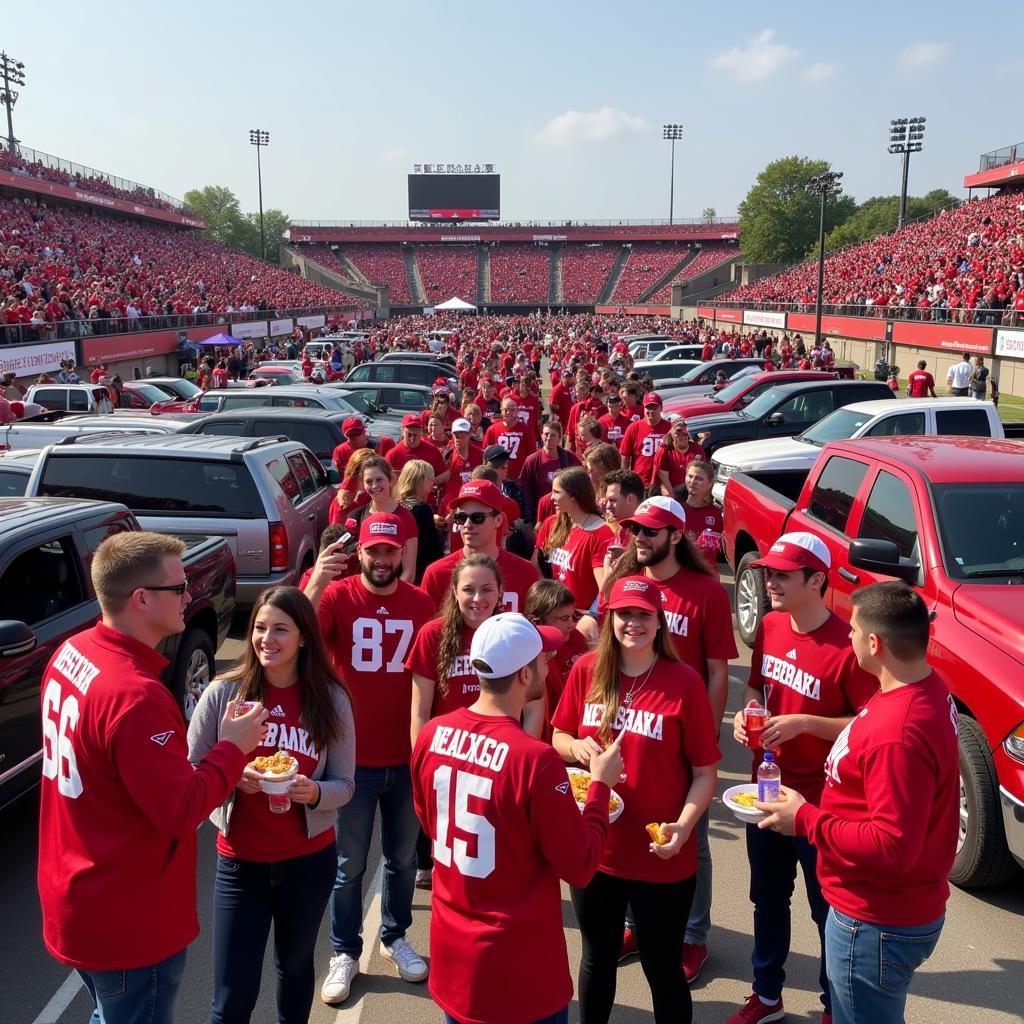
[732,791,787,808]
[646,822,669,846]
[568,770,620,812]
[250,751,297,775]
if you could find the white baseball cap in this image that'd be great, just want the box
[470,612,543,678]
[622,495,687,532]
[452,417,472,433]
[753,531,831,574]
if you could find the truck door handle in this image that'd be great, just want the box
[307,513,316,521]
[838,567,860,584]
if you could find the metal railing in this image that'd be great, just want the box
[0,143,186,210]
[978,142,1023,173]
[289,217,739,228]
[703,298,1022,328]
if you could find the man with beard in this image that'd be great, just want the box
[305,514,436,1005]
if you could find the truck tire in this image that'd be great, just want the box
[734,551,769,648]
[949,716,1019,889]
[171,628,216,723]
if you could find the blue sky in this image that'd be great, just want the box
[10,0,1023,222]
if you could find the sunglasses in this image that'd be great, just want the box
[453,510,497,526]
[626,523,665,538]
[141,582,189,595]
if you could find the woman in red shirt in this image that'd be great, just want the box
[676,459,723,576]
[653,417,706,497]
[552,575,720,1024]
[344,456,419,583]
[188,587,355,1024]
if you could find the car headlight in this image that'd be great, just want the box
[1005,722,1024,764]
[715,464,734,482]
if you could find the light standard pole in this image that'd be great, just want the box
[804,170,843,350]
[249,129,270,259]
[662,124,683,225]
[0,52,26,156]
[888,117,925,229]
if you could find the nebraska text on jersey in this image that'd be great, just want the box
[428,725,510,771]
[761,652,821,700]
[52,642,101,696]
[581,703,664,740]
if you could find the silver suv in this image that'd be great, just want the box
[25,434,335,604]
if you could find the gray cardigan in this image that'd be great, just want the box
[187,679,355,841]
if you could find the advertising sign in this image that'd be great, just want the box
[995,328,1024,360]
[269,318,294,337]
[231,320,271,340]
[0,339,78,376]
[743,310,786,329]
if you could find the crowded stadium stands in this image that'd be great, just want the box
[295,244,361,281]
[560,243,617,303]
[646,243,737,303]
[610,242,696,303]
[342,244,412,303]
[416,244,479,302]
[487,243,551,303]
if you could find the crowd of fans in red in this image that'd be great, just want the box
[487,244,551,303]
[730,190,1024,324]
[647,244,736,303]
[560,243,616,303]
[341,244,412,303]
[416,244,478,300]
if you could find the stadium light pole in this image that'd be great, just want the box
[888,117,925,229]
[249,129,270,260]
[663,124,684,225]
[0,52,26,156]
[804,170,844,350]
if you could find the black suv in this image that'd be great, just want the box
[343,359,461,397]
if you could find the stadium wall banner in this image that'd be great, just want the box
[697,307,715,319]
[714,308,743,324]
[296,314,327,329]
[891,320,993,355]
[441,236,481,242]
[0,339,78,377]
[785,312,888,342]
[743,310,786,329]
[80,330,180,366]
[994,328,1024,360]
[269,318,294,337]
[0,170,205,229]
[231,321,271,340]
[532,235,568,242]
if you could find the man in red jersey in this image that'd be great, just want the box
[513,372,544,439]
[331,417,369,475]
[305,513,436,1004]
[411,612,624,1024]
[440,417,484,507]
[549,370,574,430]
[619,392,671,491]
[387,415,450,485]
[482,398,531,481]
[38,533,266,1024]
[422,480,540,613]
[758,582,958,1024]
[728,532,877,1024]
[519,419,580,524]
[907,360,937,398]
[565,380,606,453]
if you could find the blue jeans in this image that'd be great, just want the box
[445,1009,568,1024]
[746,822,831,1011]
[330,763,419,957]
[825,908,943,1024]
[211,843,336,1024]
[78,949,187,1024]
[684,809,711,945]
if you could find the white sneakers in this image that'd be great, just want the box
[320,939,428,1005]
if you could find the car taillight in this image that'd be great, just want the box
[269,523,288,573]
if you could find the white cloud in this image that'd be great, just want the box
[534,106,649,146]
[378,147,408,162]
[897,41,948,68]
[803,62,834,81]
[710,29,797,82]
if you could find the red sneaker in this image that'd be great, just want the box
[726,993,786,1024]
[682,942,709,983]
[618,927,638,963]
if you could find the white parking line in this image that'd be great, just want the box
[333,858,384,1023]
[30,970,84,1024]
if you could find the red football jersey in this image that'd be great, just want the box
[482,421,531,480]
[619,419,671,487]
[598,411,633,444]
[547,522,614,612]
[386,439,447,477]
[317,575,435,765]
[405,617,481,718]
[411,708,611,1024]
[421,549,540,615]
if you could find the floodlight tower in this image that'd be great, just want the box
[0,52,26,155]
[663,124,684,225]
[888,117,926,229]
[804,170,844,349]
[249,129,270,259]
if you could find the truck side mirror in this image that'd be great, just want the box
[766,412,786,426]
[0,619,36,658]
[848,539,920,583]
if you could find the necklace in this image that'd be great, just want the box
[621,658,657,707]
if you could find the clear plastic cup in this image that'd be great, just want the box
[744,705,769,749]
[259,764,298,813]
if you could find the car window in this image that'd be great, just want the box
[197,395,222,412]
[863,411,926,437]
[252,420,334,460]
[68,390,89,412]
[373,365,396,382]
[286,452,316,500]
[935,407,992,437]
[33,388,65,408]
[347,365,371,382]
[80,518,132,555]
[857,471,919,559]
[301,449,328,488]
[400,389,428,409]
[0,537,87,625]
[774,390,834,424]
[266,455,301,505]
[0,467,29,497]
[221,394,272,410]
[806,455,869,534]
[197,419,250,437]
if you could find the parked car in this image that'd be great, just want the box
[650,344,706,362]
[24,384,115,415]
[625,336,675,359]
[0,496,235,808]
[329,381,433,415]
[380,349,456,366]
[663,370,845,420]
[721,436,1024,889]
[0,417,196,453]
[0,450,41,495]
[25,434,334,604]
[144,376,203,404]
[190,383,363,415]
[343,359,461,396]
[248,366,305,386]
[647,358,767,396]
[631,360,702,386]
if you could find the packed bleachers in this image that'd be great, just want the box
[0,195,349,334]
[610,243,697,302]
[295,244,360,281]
[487,243,550,303]
[342,244,412,303]
[560,243,617,303]
[729,191,1024,323]
[646,243,737,303]
[415,245,478,302]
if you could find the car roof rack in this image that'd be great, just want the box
[55,429,154,445]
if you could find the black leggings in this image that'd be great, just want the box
[571,870,696,1024]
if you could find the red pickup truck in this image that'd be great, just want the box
[722,436,1024,889]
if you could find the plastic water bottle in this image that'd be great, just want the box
[757,751,781,803]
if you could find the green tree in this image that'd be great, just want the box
[244,208,290,263]
[702,206,717,222]
[822,188,960,252]
[182,185,290,263]
[738,156,856,265]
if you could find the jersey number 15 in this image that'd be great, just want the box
[432,765,495,879]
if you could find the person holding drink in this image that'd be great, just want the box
[727,533,877,1024]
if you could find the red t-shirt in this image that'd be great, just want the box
[552,652,721,882]
[548,522,614,611]
[907,370,935,398]
[411,708,611,1024]
[598,411,633,444]
[549,382,574,428]
[386,439,447,477]
[512,392,543,437]
[748,611,878,803]
[620,418,671,487]
[405,617,481,718]
[536,492,554,523]
[37,624,245,971]
[796,673,959,926]
[482,421,532,480]
[651,441,706,490]
[682,502,724,573]
[317,575,435,765]
[421,548,540,614]
[441,444,485,509]
[218,682,334,862]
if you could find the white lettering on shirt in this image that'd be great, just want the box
[761,653,822,701]
[53,642,101,697]
[447,654,481,695]
[429,726,510,771]
[581,703,664,740]
[548,546,574,571]
[663,610,690,637]
[262,721,318,759]
[824,712,858,785]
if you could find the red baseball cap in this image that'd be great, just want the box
[621,496,687,532]
[536,624,565,654]
[643,392,663,407]
[450,479,504,512]
[342,417,365,437]
[401,413,422,428]
[358,512,405,548]
[752,531,831,575]
[605,575,662,614]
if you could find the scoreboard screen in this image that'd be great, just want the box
[408,174,500,221]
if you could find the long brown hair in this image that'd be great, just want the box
[221,586,349,749]
[588,605,679,745]
[544,466,602,554]
[342,446,377,485]
[435,554,502,696]
[601,528,714,597]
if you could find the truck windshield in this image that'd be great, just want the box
[933,483,1024,580]
[799,408,872,446]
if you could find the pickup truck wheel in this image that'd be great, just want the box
[173,628,216,723]
[950,716,1018,889]
[735,551,769,648]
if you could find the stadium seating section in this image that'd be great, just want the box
[296,244,360,281]
[610,243,692,303]
[646,243,736,303]
[416,244,478,302]
[560,244,617,303]
[342,244,412,303]
[487,244,551,303]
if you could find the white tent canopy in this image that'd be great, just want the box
[433,296,477,311]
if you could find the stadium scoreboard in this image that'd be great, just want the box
[408,173,500,221]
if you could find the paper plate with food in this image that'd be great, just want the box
[722,783,788,824]
[250,751,299,793]
[566,767,624,823]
